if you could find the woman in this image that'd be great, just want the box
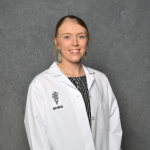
[24,15,122,150]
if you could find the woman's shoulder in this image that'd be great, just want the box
[30,62,58,84]
[29,68,50,86]
[29,61,62,87]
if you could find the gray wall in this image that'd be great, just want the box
[0,0,150,149]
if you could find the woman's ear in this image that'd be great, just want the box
[54,38,60,49]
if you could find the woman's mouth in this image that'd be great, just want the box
[69,49,80,54]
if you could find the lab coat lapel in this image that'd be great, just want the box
[49,61,78,90]
[61,75,77,90]
[60,65,95,92]
[48,61,95,94]
[59,64,95,91]
[49,62,95,91]
[82,65,95,91]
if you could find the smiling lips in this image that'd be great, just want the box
[69,49,80,52]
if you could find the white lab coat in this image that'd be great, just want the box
[24,61,122,150]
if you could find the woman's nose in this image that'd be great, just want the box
[71,37,78,46]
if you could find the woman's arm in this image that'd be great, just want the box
[24,79,52,150]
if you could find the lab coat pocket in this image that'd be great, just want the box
[99,101,109,130]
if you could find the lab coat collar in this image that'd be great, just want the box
[48,61,95,91]
[48,61,61,76]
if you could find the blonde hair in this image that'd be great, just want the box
[53,15,90,61]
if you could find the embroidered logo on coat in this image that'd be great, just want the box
[52,91,59,105]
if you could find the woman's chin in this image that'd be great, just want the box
[62,57,83,64]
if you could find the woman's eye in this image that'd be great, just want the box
[65,36,70,39]
[79,36,84,39]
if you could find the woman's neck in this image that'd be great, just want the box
[57,61,85,77]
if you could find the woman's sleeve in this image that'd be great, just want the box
[24,79,52,150]
[105,76,123,150]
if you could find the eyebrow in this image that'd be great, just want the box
[61,32,86,35]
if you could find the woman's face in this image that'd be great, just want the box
[54,20,88,64]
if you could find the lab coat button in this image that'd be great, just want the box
[89,94,91,98]
[92,116,95,121]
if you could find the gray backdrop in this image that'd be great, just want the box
[0,0,150,149]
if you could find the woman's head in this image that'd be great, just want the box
[54,15,90,63]
[54,15,90,41]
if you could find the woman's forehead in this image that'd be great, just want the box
[58,20,87,35]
